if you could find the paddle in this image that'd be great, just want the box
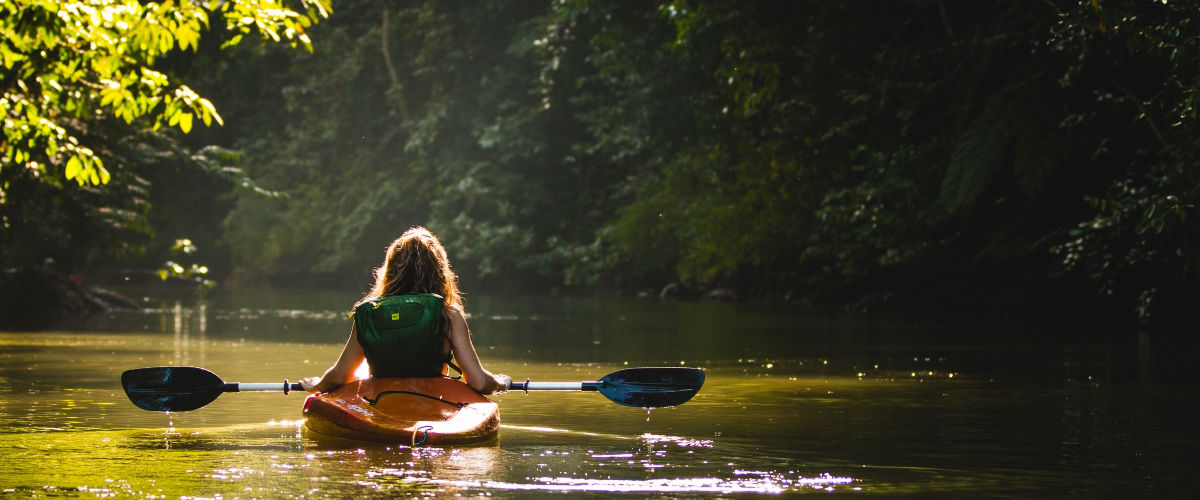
[510,367,705,408]
[122,366,705,412]
[121,366,303,412]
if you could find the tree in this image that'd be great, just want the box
[1047,0,1200,324]
[201,0,1198,326]
[1,0,329,186]
[219,0,554,289]
[0,0,329,276]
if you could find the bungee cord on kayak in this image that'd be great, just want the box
[365,390,469,409]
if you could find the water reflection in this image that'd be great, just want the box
[3,289,1200,497]
[170,301,206,368]
[358,447,500,487]
[416,431,856,495]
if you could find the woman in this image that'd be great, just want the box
[300,227,510,394]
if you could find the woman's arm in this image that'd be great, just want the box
[300,322,366,393]
[446,306,510,394]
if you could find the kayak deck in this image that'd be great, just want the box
[302,377,499,445]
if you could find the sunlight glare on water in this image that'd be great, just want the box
[424,475,849,494]
[371,431,857,495]
[2,289,1199,496]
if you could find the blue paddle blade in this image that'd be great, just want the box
[595,367,705,408]
[121,366,229,412]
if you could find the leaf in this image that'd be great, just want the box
[97,161,111,184]
[65,155,82,181]
[942,95,1011,212]
[198,97,223,126]
[179,112,193,133]
[220,34,244,49]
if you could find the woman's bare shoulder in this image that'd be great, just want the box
[445,303,468,325]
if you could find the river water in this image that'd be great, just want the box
[0,287,1197,497]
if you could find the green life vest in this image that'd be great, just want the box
[353,294,450,378]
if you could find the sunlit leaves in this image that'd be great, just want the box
[1,90,111,186]
[0,0,331,188]
[158,239,215,296]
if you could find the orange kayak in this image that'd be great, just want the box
[302,377,499,445]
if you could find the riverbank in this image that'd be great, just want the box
[0,266,140,329]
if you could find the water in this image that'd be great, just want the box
[1,287,1198,497]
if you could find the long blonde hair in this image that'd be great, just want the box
[358,227,462,312]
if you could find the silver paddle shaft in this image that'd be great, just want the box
[233,382,303,393]
[510,380,601,392]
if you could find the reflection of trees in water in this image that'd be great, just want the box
[168,301,207,368]
[1055,332,1174,487]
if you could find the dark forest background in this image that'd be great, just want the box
[3,0,1199,328]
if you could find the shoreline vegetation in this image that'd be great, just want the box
[2,1,1197,331]
[0,263,1130,332]
[0,266,140,329]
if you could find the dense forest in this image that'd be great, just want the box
[2,0,1198,328]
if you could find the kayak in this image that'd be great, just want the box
[302,377,499,445]
[123,366,701,441]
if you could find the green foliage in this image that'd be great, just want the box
[157,238,215,296]
[1045,0,1200,324]
[942,85,1066,214]
[201,0,1199,325]
[0,0,329,282]
[219,1,556,288]
[1,0,329,188]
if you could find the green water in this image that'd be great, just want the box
[1,288,1197,497]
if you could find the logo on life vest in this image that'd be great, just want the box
[391,312,400,321]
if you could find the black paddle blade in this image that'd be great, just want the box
[596,367,705,408]
[121,366,227,412]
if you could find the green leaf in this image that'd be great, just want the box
[198,98,223,126]
[96,159,110,184]
[179,112,193,133]
[220,33,244,49]
[65,156,82,181]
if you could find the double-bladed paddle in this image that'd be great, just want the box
[121,366,705,412]
[121,366,303,412]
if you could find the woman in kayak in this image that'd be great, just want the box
[300,226,511,395]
